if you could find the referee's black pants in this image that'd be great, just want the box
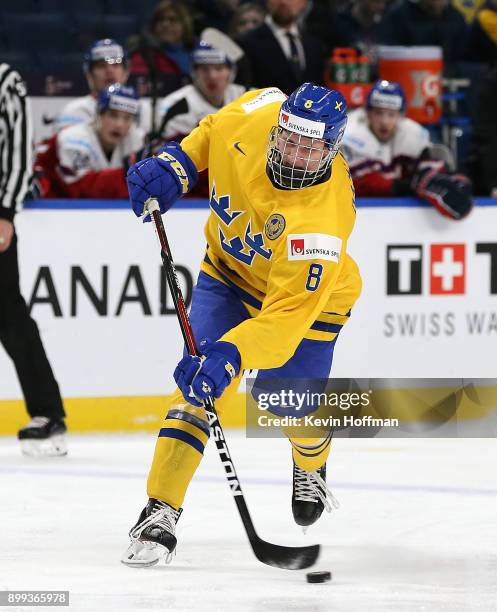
[0,233,65,419]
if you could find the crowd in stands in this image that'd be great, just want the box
[1,0,496,199]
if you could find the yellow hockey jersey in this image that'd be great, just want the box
[180,87,362,370]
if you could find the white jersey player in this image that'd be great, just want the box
[55,93,97,133]
[58,119,143,185]
[156,40,246,140]
[341,80,473,219]
[341,80,430,196]
[46,84,145,198]
[54,38,151,134]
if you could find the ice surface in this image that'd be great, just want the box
[1,433,496,612]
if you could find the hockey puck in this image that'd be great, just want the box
[306,571,332,583]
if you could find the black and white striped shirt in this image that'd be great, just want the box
[0,63,32,221]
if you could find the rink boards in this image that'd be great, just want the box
[1,198,496,433]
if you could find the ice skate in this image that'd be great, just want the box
[292,461,339,530]
[121,498,182,568]
[17,417,67,457]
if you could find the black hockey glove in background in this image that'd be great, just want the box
[411,164,474,220]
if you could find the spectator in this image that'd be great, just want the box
[35,85,145,199]
[238,0,325,93]
[229,2,266,38]
[471,66,497,195]
[334,0,388,59]
[298,0,345,55]
[54,39,152,135]
[466,0,497,63]
[0,64,67,457]
[341,80,473,219]
[379,0,468,69]
[156,40,246,196]
[128,0,194,100]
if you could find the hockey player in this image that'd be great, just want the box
[54,39,151,134]
[157,41,246,140]
[154,40,246,197]
[341,80,473,219]
[122,83,362,567]
[35,84,145,199]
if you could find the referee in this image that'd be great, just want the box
[0,63,67,456]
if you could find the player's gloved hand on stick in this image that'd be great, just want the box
[411,163,473,220]
[126,142,198,222]
[174,339,241,407]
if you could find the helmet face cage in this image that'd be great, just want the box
[267,126,342,190]
[266,83,347,190]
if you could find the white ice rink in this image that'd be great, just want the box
[1,433,496,612]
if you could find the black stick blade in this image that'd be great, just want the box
[252,539,320,570]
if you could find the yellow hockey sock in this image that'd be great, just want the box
[288,431,333,472]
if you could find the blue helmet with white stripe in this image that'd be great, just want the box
[367,80,406,112]
[83,38,127,74]
[280,82,348,147]
[192,40,231,67]
[97,83,140,117]
[267,82,348,190]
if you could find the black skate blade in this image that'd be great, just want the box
[252,538,320,570]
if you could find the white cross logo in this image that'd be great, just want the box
[432,247,463,291]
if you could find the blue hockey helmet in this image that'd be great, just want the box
[192,40,231,67]
[97,83,140,117]
[367,80,406,112]
[83,38,127,74]
[267,82,348,190]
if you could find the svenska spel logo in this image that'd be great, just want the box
[281,112,289,124]
[290,238,305,256]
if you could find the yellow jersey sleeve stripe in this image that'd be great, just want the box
[318,312,351,326]
[304,329,339,342]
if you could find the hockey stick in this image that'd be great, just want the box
[145,198,320,570]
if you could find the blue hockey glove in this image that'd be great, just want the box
[173,354,204,407]
[173,340,241,406]
[127,142,198,221]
